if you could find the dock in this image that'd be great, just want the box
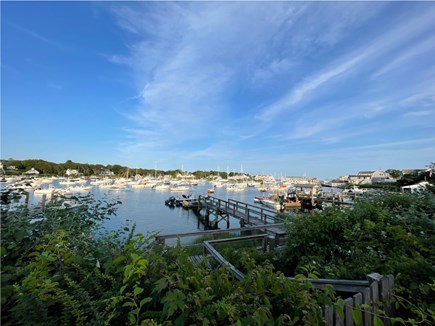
[197,195,284,229]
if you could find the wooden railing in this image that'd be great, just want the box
[198,196,283,224]
[155,223,286,246]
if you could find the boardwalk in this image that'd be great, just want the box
[198,195,283,225]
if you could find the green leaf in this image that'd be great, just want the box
[113,255,126,265]
[133,287,144,296]
[123,301,136,308]
[128,313,136,325]
[154,278,168,293]
[140,297,151,308]
[352,309,363,325]
[374,316,384,326]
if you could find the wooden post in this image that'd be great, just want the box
[353,293,362,325]
[362,287,372,326]
[262,235,267,252]
[370,280,379,317]
[380,275,394,325]
[324,306,334,326]
[25,192,30,207]
[344,297,354,326]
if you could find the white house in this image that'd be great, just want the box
[25,168,40,175]
[348,170,394,185]
[66,169,80,176]
[100,168,114,176]
[401,181,430,193]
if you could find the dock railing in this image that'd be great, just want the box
[198,196,283,225]
[155,223,286,248]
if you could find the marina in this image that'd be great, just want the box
[1,175,360,237]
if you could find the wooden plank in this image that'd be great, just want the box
[353,293,362,326]
[203,241,245,280]
[206,234,268,245]
[370,280,379,316]
[324,306,334,326]
[380,275,394,325]
[362,287,372,326]
[287,277,369,293]
[344,297,354,326]
[156,223,285,241]
[335,306,344,326]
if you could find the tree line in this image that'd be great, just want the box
[1,159,230,179]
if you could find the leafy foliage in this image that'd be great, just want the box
[2,196,333,325]
[3,187,434,324]
[280,190,435,322]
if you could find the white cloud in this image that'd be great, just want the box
[107,2,435,173]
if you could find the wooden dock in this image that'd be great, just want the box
[197,195,284,229]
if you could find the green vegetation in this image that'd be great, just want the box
[1,158,230,179]
[277,189,435,322]
[1,196,334,325]
[2,185,434,324]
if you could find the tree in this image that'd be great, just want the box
[386,169,402,179]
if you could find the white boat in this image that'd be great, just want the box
[170,185,190,192]
[65,185,93,194]
[34,185,59,195]
[260,198,281,210]
[152,183,170,190]
[131,183,146,189]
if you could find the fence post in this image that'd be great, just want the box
[362,287,372,326]
[370,280,379,319]
[262,235,267,252]
[380,275,394,325]
[344,297,354,326]
[324,306,334,326]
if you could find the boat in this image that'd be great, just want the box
[170,184,190,192]
[34,185,59,195]
[65,185,93,194]
[259,198,281,210]
[152,183,170,190]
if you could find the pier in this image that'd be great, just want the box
[196,195,284,228]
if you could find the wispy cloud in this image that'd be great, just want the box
[255,52,367,121]
[107,2,435,174]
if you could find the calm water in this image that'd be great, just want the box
[13,182,266,237]
[94,183,263,237]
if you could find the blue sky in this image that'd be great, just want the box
[2,1,434,179]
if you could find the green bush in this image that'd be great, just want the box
[280,190,435,321]
[1,196,335,325]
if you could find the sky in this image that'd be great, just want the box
[1,1,434,179]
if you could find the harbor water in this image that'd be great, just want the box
[93,184,263,236]
[5,181,269,237]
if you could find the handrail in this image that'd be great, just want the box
[203,234,269,281]
[203,234,372,293]
[155,223,286,243]
[199,196,283,224]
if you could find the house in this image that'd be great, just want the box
[65,168,80,176]
[25,168,40,175]
[401,181,430,193]
[254,174,276,183]
[282,176,320,185]
[100,168,114,176]
[348,170,394,185]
